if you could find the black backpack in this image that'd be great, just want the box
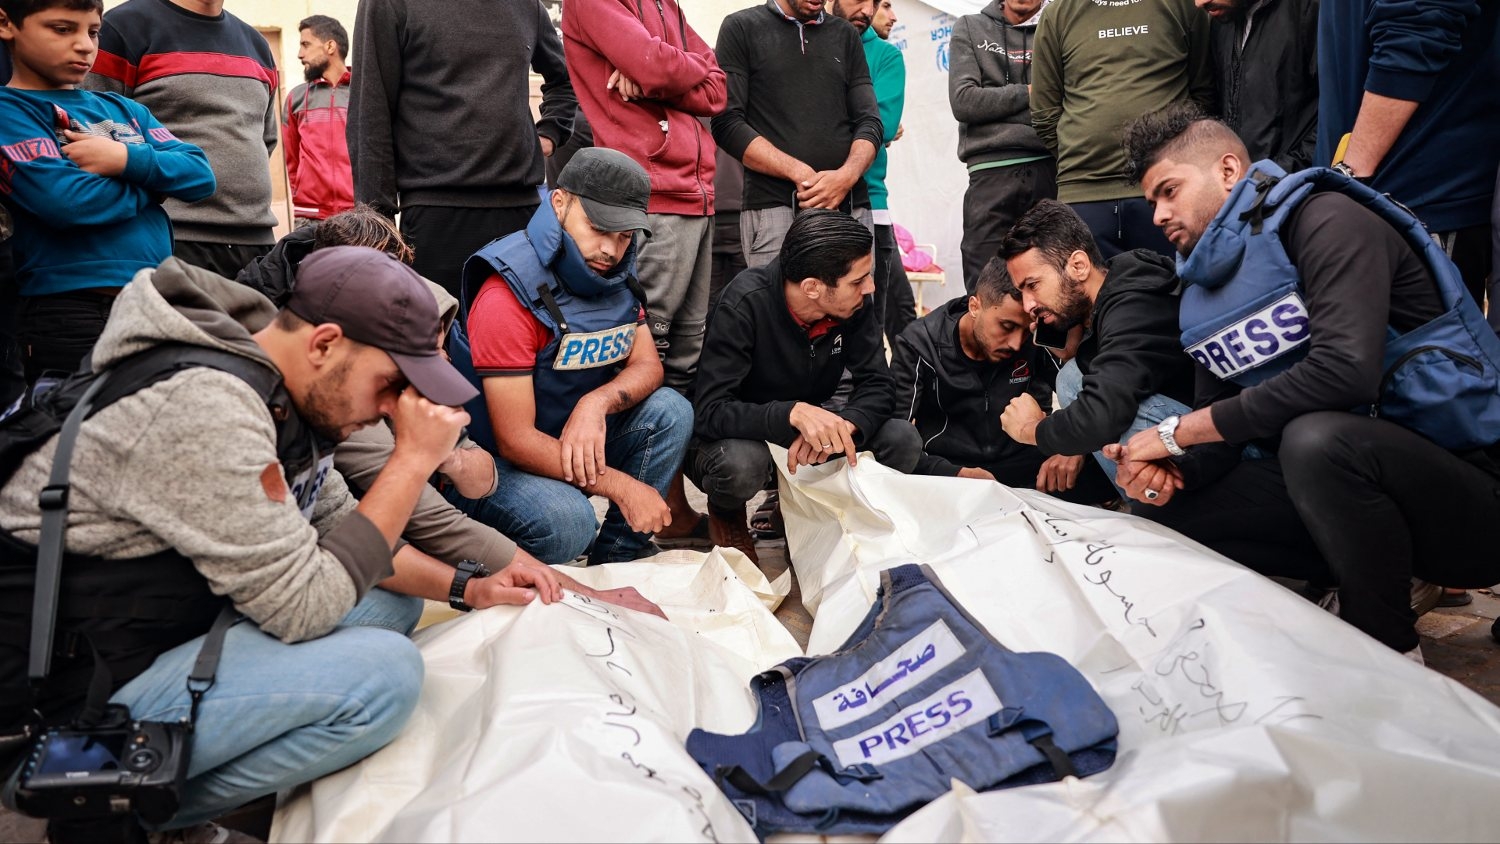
[0,344,312,764]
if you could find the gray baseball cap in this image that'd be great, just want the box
[556,148,652,236]
[288,246,479,407]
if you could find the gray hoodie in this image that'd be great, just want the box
[948,0,1050,167]
[0,260,392,643]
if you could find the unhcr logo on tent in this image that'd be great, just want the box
[936,40,950,71]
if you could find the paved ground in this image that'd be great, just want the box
[4,494,1499,843]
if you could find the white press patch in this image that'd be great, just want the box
[553,324,636,371]
[1186,292,1311,380]
[811,619,965,730]
[831,669,1002,769]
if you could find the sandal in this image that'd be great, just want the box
[1437,588,1473,608]
[749,493,784,541]
[655,513,713,550]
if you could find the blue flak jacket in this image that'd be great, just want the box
[687,563,1117,838]
[1177,161,1500,451]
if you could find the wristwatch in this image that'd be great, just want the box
[1330,161,1367,182]
[448,559,492,612]
[1156,415,1186,457]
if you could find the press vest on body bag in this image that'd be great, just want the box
[685,564,1118,837]
[0,345,326,771]
[460,207,646,440]
[1177,160,1500,450]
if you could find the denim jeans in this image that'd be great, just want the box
[1054,359,1192,488]
[443,388,693,565]
[108,588,425,829]
[1055,360,1263,491]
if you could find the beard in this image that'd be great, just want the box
[303,58,329,82]
[1045,275,1092,329]
[299,357,368,443]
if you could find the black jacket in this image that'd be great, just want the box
[694,260,894,444]
[891,298,1055,476]
[1211,0,1319,171]
[1036,250,1198,456]
[235,225,316,307]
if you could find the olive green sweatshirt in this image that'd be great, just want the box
[1030,0,1214,203]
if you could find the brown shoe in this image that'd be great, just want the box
[708,505,759,565]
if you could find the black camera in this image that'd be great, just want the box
[7,705,189,825]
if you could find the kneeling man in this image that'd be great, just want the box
[1114,104,1500,660]
[463,149,693,565]
[892,257,1116,503]
[690,210,919,562]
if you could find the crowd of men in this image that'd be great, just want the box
[0,0,1497,840]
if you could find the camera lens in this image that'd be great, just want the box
[126,747,162,772]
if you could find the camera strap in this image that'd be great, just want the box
[27,366,238,729]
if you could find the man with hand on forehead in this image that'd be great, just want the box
[0,245,558,838]
[461,149,693,566]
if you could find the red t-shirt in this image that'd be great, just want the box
[467,272,646,374]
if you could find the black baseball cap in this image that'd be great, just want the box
[556,148,652,236]
[288,246,479,407]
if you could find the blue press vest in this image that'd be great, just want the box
[686,564,1118,837]
[460,206,643,439]
[1178,161,1500,451]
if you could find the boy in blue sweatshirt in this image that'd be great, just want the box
[0,0,214,383]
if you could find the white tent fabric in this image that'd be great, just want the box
[273,452,1500,842]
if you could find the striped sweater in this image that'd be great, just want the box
[87,0,279,245]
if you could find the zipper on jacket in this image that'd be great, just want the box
[1370,344,1482,418]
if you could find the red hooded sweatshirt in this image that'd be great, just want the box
[561,0,725,216]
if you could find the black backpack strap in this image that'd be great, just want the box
[27,369,113,685]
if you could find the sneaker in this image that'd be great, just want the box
[708,505,759,565]
[1410,579,1443,617]
[148,822,262,844]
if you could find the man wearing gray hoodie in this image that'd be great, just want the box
[0,248,524,835]
[949,0,1054,294]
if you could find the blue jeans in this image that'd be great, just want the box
[1055,361,1263,490]
[443,388,693,565]
[1054,359,1192,488]
[109,588,425,829]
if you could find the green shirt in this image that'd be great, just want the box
[1030,0,1214,203]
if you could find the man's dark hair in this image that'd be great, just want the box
[973,257,1021,306]
[315,204,414,265]
[1122,102,1248,185]
[0,0,102,23]
[780,210,873,287]
[299,14,348,60]
[1001,200,1104,276]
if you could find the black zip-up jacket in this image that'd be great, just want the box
[891,298,1056,476]
[1211,0,1319,172]
[694,260,894,444]
[1036,250,1198,456]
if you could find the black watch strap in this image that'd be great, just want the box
[448,559,491,612]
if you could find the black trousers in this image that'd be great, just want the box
[874,223,916,341]
[709,211,748,304]
[960,160,1058,293]
[1139,412,1500,652]
[401,204,538,311]
[0,241,23,409]
[1068,198,1174,261]
[16,290,118,383]
[687,419,923,512]
[172,240,272,280]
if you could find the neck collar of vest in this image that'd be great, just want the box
[525,203,638,299]
[1177,159,1289,291]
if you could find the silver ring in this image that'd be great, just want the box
[1144,488,1160,501]
[821,442,834,450]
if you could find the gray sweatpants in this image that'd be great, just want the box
[637,213,713,395]
[740,205,875,269]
